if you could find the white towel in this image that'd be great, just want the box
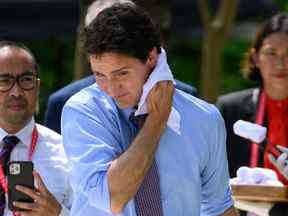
[230,166,283,186]
[234,199,273,216]
[134,48,181,135]
[233,120,267,143]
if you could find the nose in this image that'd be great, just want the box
[106,80,121,98]
[276,57,285,70]
[9,82,22,97]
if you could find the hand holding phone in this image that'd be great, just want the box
[12,171,62,216]
[7,161,34,211]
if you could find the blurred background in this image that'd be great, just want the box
[0,0,287,122]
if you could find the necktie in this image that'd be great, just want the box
[0,136,19,215]
[130,114,163,216]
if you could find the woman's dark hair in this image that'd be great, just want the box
[242,13,288,81]
[84,3,161,63]
[0,40,39,76]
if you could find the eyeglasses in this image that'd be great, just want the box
[0,71,38,92]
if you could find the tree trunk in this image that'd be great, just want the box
[201,27,224,102]
[198,0,238,102]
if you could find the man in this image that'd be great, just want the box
[62,3,237,216]
[0,41,71,216]
[44,0,197,134]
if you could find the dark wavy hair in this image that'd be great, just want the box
[0,40,39,76]
[84,3,161,63]
[242,13,288,81]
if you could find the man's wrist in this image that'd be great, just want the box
[145,115,167,134]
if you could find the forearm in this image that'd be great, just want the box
[107,116,165,213]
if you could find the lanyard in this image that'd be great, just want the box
[0,125,38,196]
[250,90,266,167]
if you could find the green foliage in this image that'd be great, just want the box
[168,38,258,96]
[221,39,258,94]
[26,40,76,123]
[274,0,288,11]
[168,40,202,89]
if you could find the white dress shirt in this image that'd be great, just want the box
[0,118,72,216]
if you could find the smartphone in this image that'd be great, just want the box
[7,161,34,211]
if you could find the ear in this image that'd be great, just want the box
[146,47,158,69]
[36,78,40,90]
[35,79,41,114]
[251,48,259,67]
[35,78,41,97]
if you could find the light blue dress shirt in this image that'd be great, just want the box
[61,83,233,216]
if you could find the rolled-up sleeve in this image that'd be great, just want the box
[61,99,122,214]
[201,105,234,215]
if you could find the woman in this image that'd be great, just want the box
[217,13,288,185]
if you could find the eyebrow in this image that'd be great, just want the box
[93,67,130,75]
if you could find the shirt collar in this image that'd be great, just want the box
[0,117,35,146]
[120,107,136,122]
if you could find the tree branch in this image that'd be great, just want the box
[216,0,238,34]
[197,0,211,31]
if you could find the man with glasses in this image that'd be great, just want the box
[0,41,71,216]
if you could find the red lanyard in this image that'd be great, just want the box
[0,125,38,195]
[250,90,266,167]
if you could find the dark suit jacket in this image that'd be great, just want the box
[216,88,260,178]
[44,74,198,133]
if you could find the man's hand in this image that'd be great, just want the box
[13,171,62,216]
[146,81,174,129]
